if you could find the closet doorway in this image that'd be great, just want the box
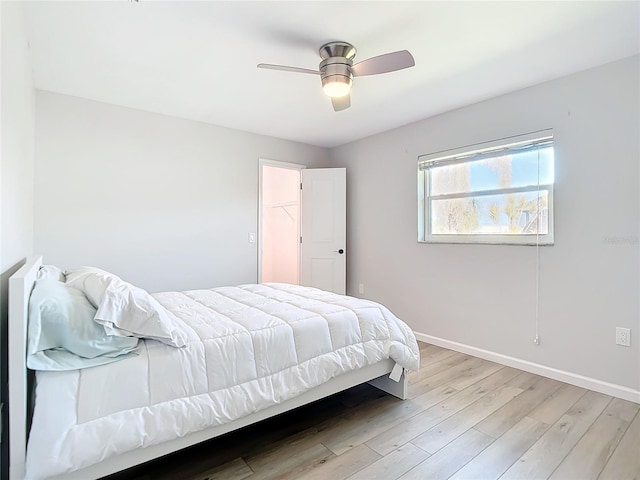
[258,160,304,284]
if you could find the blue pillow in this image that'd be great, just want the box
[27,279,140,371]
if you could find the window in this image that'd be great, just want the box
[418,130,554,245]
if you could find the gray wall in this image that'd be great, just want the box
[329,56,640,391]
[34,91,329,293]
[1,1,35,272]
[1,2,36,477]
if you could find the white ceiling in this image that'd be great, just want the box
[22,1,640,148]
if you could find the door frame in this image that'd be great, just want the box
[258,158,306,283]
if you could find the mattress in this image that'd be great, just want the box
[25,283,420,479]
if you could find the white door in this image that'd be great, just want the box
[301,168,346,294]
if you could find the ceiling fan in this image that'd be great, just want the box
[257,41,415,112]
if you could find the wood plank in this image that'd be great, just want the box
[418,340,435,349]
[192,458,254,480]
[418,341,438,350]
[411,384,522,454]
[551,399,640,480]
[408,356,489,399]
[474,376,562,438]
[449,417,548,480]
[418,344,459,368]
[528,383,587,425]
[366,367,522,456]
[365,386,480,456]
[346,443,430,480]
[243,412,337,473]
[604,396,640,422]
[507,371,545,389]
[321,384,454,456]
[411,384,459,410]
[446,360,505,391]
[501,390,612,480]
[417,342,444,357]
[245,443,333,480]
[288,444,380,480]
[563,390,614,422]
[598,409,640,480]
[399,429,493,480]
[408,352,470,385]
[270,386,403,451]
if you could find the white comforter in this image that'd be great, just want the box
[26,283,419,479]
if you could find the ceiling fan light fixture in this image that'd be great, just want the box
[258,40,415,111]
[322,76,352,98]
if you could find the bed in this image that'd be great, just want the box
[9,257,420,480]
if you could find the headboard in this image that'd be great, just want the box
[9,257,42,480]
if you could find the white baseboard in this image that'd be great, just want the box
[414,331,640,404]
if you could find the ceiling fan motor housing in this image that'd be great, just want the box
[320,57,353,92]
[319,41,356,97]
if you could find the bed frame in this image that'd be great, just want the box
[9,257,407,480]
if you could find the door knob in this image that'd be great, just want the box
[333,249,345,254]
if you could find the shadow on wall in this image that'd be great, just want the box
[1,258,27,480]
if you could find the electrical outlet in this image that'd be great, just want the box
[616,327,631,347]
[358,283,364,294]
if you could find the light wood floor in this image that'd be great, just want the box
[111,342,640,480]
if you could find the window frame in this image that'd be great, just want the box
[418,130,555,246]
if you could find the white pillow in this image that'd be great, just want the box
[65,267,189,348]
[64,267,114,307]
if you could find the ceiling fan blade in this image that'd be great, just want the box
[351,50,415,77]
[332,94,351,112]
[257,63,319,75]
